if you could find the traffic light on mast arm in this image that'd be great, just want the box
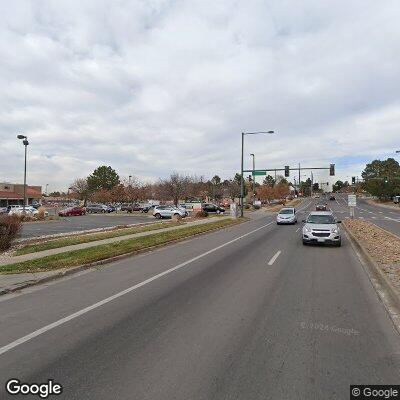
[329,164,335,176]
[352,177,356,185]
[284,166,290,177]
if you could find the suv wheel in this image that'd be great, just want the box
[155,213,161,219]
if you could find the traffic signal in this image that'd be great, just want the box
[329,164,335,176]
[284,166,290,177]
[384,177,388,184]
[352,177,356,185]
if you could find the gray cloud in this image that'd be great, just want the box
[1,0,400,190]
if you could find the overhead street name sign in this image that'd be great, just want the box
[348,194,357,207]
[252,171,267,176]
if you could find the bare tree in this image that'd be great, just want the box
[158,173,191,205]
[70,178,90,206]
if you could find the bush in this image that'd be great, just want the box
[0,215,22,251]
[37,207,46,220]
[172,214,183,222]
[195,210,208,218]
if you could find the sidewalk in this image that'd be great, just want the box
[0,216,230,294]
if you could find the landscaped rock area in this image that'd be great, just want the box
[344,219,400,293]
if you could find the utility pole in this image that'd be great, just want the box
[17,135,29,212]
[310,171,314,198]
[250,153,255,204]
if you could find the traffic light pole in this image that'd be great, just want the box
[240,132,244,218]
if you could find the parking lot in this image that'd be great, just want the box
[21,214,154,239]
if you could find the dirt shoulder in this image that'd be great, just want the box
[344,219,400,294]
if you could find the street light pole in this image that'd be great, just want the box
[250,153,255,205]
[17,134,29,212]
[240,131,274,217]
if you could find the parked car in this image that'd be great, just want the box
[0,207,8,214]
[141,204,157,213]
[316,204,327,211]
[86,204,109,213]
[121,203,143,212]
[276,207,297,225]
[329,195,336,201]
[302,211,341,246]
[8,205,47,216]
[202,203,225,214]
[105,205,116,213]
[153,205,186,219]
[58,207,86,217]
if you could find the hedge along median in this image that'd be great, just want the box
[1,218,246,274]
[14,221,183,256]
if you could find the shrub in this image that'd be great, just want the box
[172,214,183,222]
[37,207,46,220]
[195,210,208,218]
[0,215,22,251]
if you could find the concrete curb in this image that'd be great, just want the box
[0,218,246,296]
[343,223,400,335]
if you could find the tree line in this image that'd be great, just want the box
[47,166,295,205]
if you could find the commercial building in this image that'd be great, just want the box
[0,182,42,207]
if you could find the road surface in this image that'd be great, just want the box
[329,194,400,237]
[21,214,153,238]
[1,199,399,399]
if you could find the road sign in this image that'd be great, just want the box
[252,171,266,176]
[348,194,357,207]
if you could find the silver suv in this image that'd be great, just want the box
[276,207,297,225]
[302,211,342,247]
[153,205,186,219]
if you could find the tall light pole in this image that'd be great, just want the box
[241,131,274,217]
[17,134,29,212]
[129,175,132,186]
[250,153,256,204]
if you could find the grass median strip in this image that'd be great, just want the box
[2,218,245,274]
[15,221,183,256]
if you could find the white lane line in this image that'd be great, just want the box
[295,227,300,232]
[0,221,274,357]
[267,250,281,266]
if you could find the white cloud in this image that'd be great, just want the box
[1,0,400,189]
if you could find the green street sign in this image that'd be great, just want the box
[252,171,266,176]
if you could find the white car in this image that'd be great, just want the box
[302,211,341,247]
[153,205,186,219]
[8,205,48,217]
[276,207,297,225]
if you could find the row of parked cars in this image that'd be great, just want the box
[56,202,226,219]
[0,205,49,217]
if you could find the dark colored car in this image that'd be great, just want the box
[202,203,225,214]
[58,207,86,217]
[141,204,157,213]
[329,195,336,201]
[316,204,327,211]
[106,205,116,213]
[121,203,143,212]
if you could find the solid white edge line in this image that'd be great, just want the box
[267,250,281,266]
[0,220,274,357]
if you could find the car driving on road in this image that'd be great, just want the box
[302,211,342,247]
[276,207,297,225]
[316,204,327,211]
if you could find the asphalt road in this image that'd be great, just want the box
[326,194,400,237]
[20,214,154,238]
[1,199,399,399]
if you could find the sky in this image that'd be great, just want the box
[1,0,400,192]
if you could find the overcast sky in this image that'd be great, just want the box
[1,0,400,191]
